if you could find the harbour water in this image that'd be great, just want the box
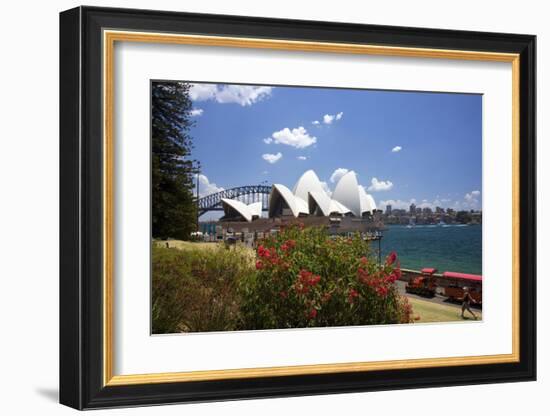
[380,224,482,275]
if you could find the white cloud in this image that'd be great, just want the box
[391,146,402,153]
[189,83,273,106]
[189,108,204,117]
[297,156,308,160]
[263,137,273,144]
[320,112,344,125]
[216,85,273,106]
[464,190,481,208]
[320,181,332,197]
[269,126,317,149]
[189,84,217,101]
[262,152,283,164]
[196,174,224,197]
[323,114,335,124]
[312,120,320,125]
[465,190,481,199]
[367,177,394,192]
[330,168,349,183]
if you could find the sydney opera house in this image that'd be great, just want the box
[220,170,377,224]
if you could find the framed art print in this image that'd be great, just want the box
[60,6,536,410]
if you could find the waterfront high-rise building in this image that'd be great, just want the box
[385,205,392,215]
[409,203,416,214]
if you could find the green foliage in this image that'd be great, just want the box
[152,227,413,334]
[239,226,413,330]
[455,210,472,224]
[151,245,253,333]
[152,81,197,240]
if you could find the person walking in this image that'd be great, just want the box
[461,287,478,320]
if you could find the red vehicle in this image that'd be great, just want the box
[405,267,438,297]
[442,271,482,305]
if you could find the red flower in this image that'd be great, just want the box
[394,266,402,279]
[257,245,269,258]
[281,239,296,252]
[299,269,312,282]
[386,251,397,266]
[307,308,317,319]
[298,270,321,287]
[279,290,288,299]
[376,286,389,297]
[310,275,321,286]
[255,260,264,270]
[348,289,359,304]
[385,273,398,284]
[360,256,369,265]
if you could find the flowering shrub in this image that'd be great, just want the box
[239,225,412,329]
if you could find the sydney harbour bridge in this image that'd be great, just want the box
[197,185,272,217]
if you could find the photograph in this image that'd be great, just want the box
[151,80,483,334]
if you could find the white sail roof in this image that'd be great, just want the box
[221,198,257,222]
[292,170,325,203]
[365,192,377,212]
[309,190,332,216]
[329,199,352,215]
[248,201,263,218]
[267,170,376,219]
[269,184,298,217]
[332,171,363,217]
[358,185,376,214]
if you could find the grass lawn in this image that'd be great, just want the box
[408,297,477,323]
[156,239,256,261]
[157,240,222,251]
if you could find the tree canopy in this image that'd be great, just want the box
[152,81,197,240]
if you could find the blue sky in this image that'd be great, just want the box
[186,82,482,213]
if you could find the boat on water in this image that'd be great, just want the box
[406,218,416,229]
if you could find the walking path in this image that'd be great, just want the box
[395,281,481,323]
[395,280,481,310]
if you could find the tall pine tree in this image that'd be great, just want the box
[152,81,197,240]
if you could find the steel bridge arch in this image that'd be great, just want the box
[198,185,272,217]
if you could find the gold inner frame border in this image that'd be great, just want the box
[102,30,520,386]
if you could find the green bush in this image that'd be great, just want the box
[239,225,412,330]
[151,245,253,333]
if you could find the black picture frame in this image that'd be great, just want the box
[60,5,536,410]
